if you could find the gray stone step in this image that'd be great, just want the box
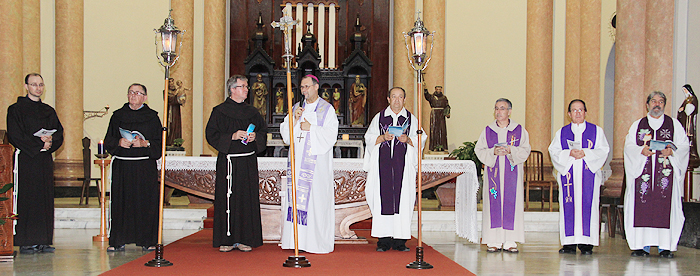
[54,208,205,230]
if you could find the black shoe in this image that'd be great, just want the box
[38,245,55,253]
[659,250,674,258]
[107,245,125,252]
[376,246,390,252]
[142,245,156,252]
[19,245,39,254]
[631,250,649,257]
[558,247,576,254]
[581,250,593,255]
[393,245,410,252]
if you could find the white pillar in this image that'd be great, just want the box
[328,3,336,68]
[307,3,314,31]
[318,3,325,68]
[296,3,303,55]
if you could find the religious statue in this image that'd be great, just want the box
[251,74,268,118]
[333,87,342,115]
[424,84,450,152]
[275,87,285,113]
[321,88,331,103]
[166,78,187,146]
[678,84,699,160]
[348,75,367,126]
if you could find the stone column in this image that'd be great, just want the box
[23,0,41,76]
[171,0,194,155]
[0,0,23,130]
[564,0,581,114]
[525,0,553,163]
[393,0,415,111]
[202,0,226,156]
[423,0,445,151]
[644,0,674,109]
[605,0,646,197]
[54,0,84,187]
[579,0,601,124]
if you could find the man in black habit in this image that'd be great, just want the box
[206,75,267,252]
[103,83,162,252]
[7,73,64,254]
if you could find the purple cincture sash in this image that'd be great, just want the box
[286,99,332,226]
[485,124,522,230]
[559,122,597,237]
[633,115,674,229]
[378,109,411,215]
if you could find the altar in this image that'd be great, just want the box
[160,157,480,243]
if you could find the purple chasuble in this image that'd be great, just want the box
[484,124,522,230]
[286,99,332,226]
[633,115,674,229]
[559,122,597,237]
[378,109,411,215]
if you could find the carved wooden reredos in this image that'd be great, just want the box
[231,0,390,140]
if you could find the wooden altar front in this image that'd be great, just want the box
[160,157,480,243]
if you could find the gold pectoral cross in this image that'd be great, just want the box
[564,173,573,203]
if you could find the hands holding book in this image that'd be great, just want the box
[119,137,149,148]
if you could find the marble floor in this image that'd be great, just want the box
[3,197,700,275]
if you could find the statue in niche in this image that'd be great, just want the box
[275,87,285,114]
[348,75,367,126]
[321,88,331,103]
[166,78,187,146]
[424,84,450,152]
[251,74,268,118]
[333,87,342,115]
[678,84,699,160]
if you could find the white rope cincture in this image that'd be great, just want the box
[12,149,19,235]
[225,152,255,236]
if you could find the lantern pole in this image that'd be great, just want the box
[146,10,183,268]
[272,13,310,268]
[404,12,435,270]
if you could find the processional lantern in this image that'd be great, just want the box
[155,11,183,73]
[146,10,184,268]
[403,13,435,270]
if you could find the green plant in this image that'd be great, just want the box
[449,141,483,177]
[434,144,445,151]
[0,183,17,225]
[173,138,185,147]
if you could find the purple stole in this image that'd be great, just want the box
[559,122,597,237]
[378,109,411,215]
[634,115,674,229]
[485,123,522,230]
[286,99,332,226]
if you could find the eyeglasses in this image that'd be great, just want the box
[300,85,313,90]
[128,91,146,96]
[494,107,511,111]
[28,83,44,88]
[570,109,585,113]
[234,85,250,90]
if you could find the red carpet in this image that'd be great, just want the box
[102,229,474,275]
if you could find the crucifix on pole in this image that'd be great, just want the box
[272,14,311,269]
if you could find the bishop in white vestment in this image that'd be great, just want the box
[280,75,339,254]
[549,100,609,255]
[624,92,689,258]
[363,87,426,252]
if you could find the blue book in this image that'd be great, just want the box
[241,124,256,145]
[387,120,409,136]
[119,128,146,141]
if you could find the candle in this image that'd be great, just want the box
[98,140,105,155]
[342,134,349,140]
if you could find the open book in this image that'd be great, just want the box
[241,124,255,145]
[387,120,409,136]
[649,140,677,151]
[33,128,57,137]
[119,128,146,141]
